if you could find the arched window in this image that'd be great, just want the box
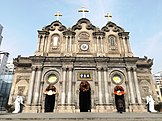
[52,35,59,49]
[109,35,116,46]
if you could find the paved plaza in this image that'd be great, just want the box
[0,112,162,121]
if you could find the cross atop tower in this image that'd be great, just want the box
[105,13,112,22]
[78,7,89,18]
[54,11,62,21]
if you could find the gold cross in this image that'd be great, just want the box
[105,13,112,22]
[54,11,62,21]
[78,7,89,18]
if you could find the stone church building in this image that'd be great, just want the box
[8,15,157,113]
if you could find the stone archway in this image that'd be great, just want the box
[114,85,126,113]
[79,81,91,112]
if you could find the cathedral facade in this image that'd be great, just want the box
[8,17,157,113]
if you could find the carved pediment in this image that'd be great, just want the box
[72,18,96,31]
[101,22,124,33]
[43,21,66,31]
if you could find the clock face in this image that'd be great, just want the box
[113,75,121,84]
[80,43,89,51]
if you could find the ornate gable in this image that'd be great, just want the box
[101,22,124,33]
[72,18,96,31]
[43,21,66,32]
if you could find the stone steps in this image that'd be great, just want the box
[0,112,162,121]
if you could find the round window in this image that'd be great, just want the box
[111,72,124,85]
[48,74,58,84]
[113,75,122,84]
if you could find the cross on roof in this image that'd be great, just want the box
[78,7,89,18]
[54,11,62,21]
[105,13,112,22]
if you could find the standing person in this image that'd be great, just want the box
[44,84,57,112]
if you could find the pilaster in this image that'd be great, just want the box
[127,67,135,104]
[132,67,142,104]
[33,66,43,105]
[26,66,36,106]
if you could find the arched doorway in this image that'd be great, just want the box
[44,84,57,112]
[79,81,91,112]
[114,85,126,113]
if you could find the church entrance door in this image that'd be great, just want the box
[79,81,91,112]
[44,84,57,112]
[114,86,126,113]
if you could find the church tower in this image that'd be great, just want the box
[8,10,157,113]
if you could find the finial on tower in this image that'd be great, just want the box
[105,13,112,22]
[78,7,89,18]
[54,11,62,21]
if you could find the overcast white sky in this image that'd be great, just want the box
[0,0,162,74]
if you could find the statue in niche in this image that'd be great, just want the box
[146,95,157,112]
[12,86,25,113]
[12,96,23,113]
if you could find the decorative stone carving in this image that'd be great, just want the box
[139,80,152,103]
[43,21,66,31]
[18,86,25,96]
[16,76,30,84]
[63,29,76,36]
[101,22,124,33]
[72,18,96,31]
[78,32,90,40]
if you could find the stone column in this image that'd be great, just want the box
[43,35,47,53]
[133,67,142,104]
[97,67,103,104]
[27,66,36,105]
[61,67,67,105]
[127,67,135,104]
[96,36,99,53]
[119,36,124,56]
[33,67,42,105]
[122,37,127,55]
[69,36,72,53]
[43,35,48,53]
[103,68,109,104]
[126,37,131,52]
[101,37,104,53]
[37,35,42,52]
[107,69,111,103]
[65,36,68,53]
[67,67,73,104]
